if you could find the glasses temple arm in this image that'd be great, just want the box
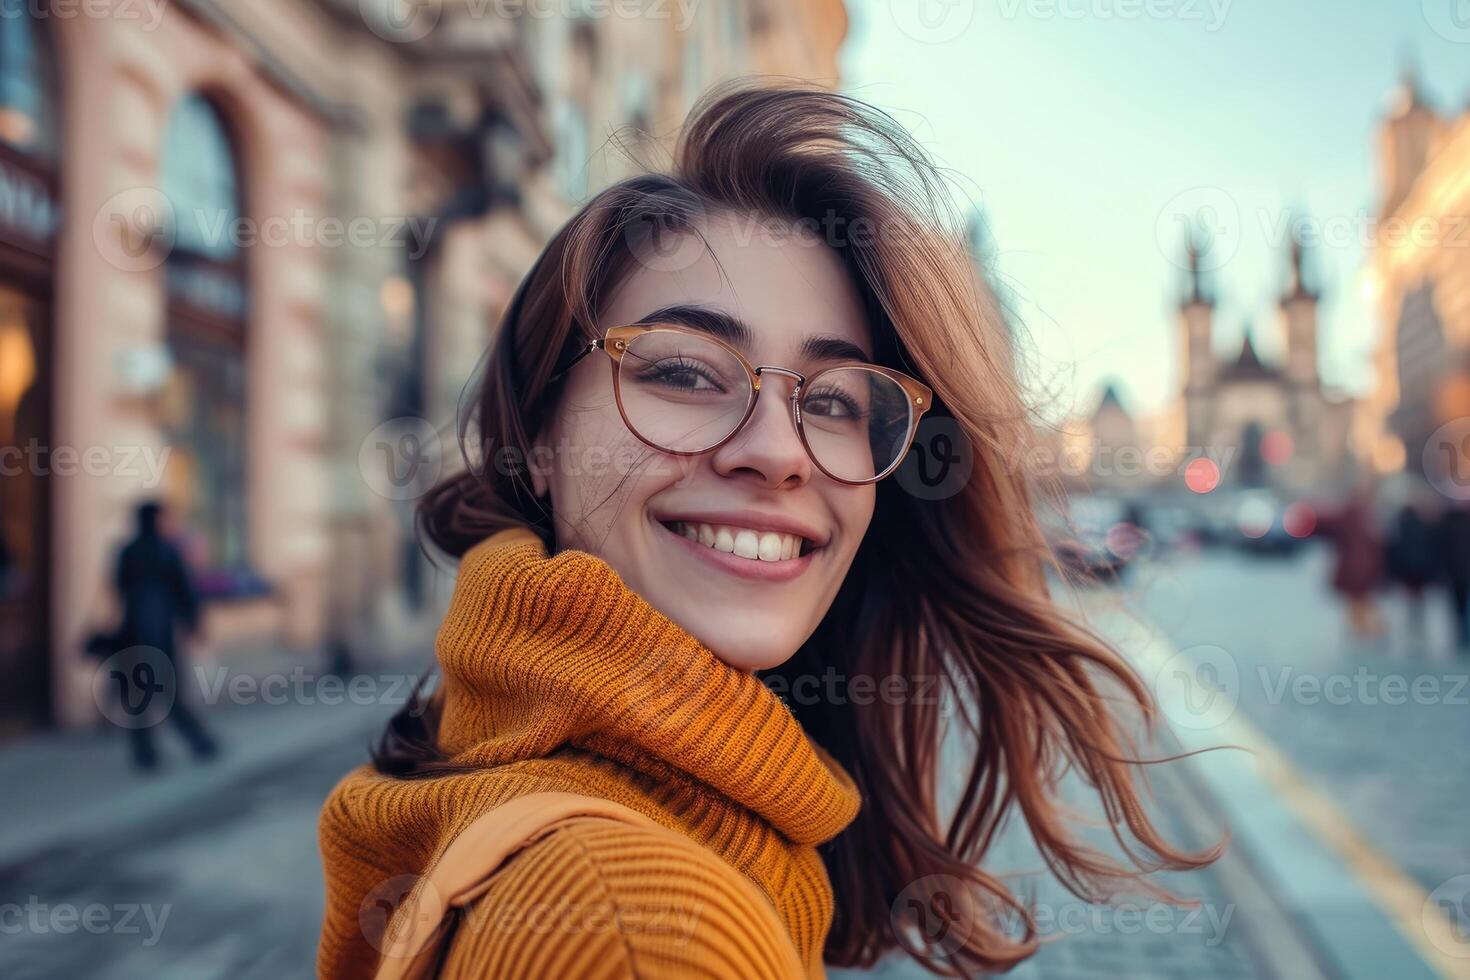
[547,338,604,384]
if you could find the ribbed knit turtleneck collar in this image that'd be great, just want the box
[433,526,861,846]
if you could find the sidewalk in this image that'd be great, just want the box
[0,673,405,873]
[835,579,1464,980]
[1087,583,1463,980]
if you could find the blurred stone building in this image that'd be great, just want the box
[1065,236,1354,499]
[1171,236,1355,494]
[1364,69,1470,481]
[0,0,847,731]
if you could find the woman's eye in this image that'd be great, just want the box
[805,390,862,419]
[646,360,724,392]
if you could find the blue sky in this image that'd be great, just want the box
[840,0,1470,421]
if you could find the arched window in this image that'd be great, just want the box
[159,95,251,585]
[0,9,57,160]
[161,94,241,260]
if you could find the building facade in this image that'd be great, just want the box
[0,0,848,731]
[1172,236,1355,494]
[1364,70,1470,482]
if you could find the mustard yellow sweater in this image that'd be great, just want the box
[318,526,862,978]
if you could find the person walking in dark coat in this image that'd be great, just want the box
[1385,503,1441,646]
[113,501,217,769]
[1441,503,1470,652]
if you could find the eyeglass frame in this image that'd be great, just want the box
[548,323,934,485]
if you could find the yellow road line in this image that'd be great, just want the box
[1116,609,1470,980]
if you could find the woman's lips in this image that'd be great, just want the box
[656,519,817,583]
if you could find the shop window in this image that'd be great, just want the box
[0,9,56,160]
[159,94,253,591]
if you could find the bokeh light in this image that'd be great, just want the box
[1235,497,1274,538]
[1184,457,1221,494]
[1282,502,1317,538]
[1261,430,1293,466]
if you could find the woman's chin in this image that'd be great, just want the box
[681,622,801,674]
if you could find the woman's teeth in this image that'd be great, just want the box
[668,522,806,561]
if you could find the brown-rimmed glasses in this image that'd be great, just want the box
[550,324,933,485]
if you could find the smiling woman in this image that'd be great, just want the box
[316,80,1219,979]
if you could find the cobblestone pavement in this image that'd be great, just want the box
[1,701,394,980]
[7,545,1452,978]
[1128,543,1470,902]
[832,712,1314,980]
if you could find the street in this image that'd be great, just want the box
[1131,541,1469,903]
[3,543,1466,978]
[0,698,398,980]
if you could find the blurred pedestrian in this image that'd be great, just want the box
[1440,502,1470,652]
[113,500,218,769]
[1384,502,1441,646]
[1317,487,1385,639]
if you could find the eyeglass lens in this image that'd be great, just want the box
[615,329,914,482]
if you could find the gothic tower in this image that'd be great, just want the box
[1280,231,1319,388]
[1279,230,1322,477]
[1179,239,1215,447]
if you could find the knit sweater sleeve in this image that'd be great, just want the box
[435,817,808,979]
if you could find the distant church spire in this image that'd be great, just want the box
[1181,233,1212,308]
[1282,227,1319,303]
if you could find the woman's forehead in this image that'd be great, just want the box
[602,210,872,355]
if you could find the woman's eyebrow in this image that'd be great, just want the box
[799,335,871,364]
[636,304,752,347]
[636,304,873,363]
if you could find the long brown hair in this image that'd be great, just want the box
[376,79,1219,975]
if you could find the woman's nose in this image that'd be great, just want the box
[708,372,812,489]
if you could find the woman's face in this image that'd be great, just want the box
[532,209,877,671]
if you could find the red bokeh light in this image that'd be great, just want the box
[1261,430,1293,466]
[1184,457,1221,494]
[1283,502,1317,538]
